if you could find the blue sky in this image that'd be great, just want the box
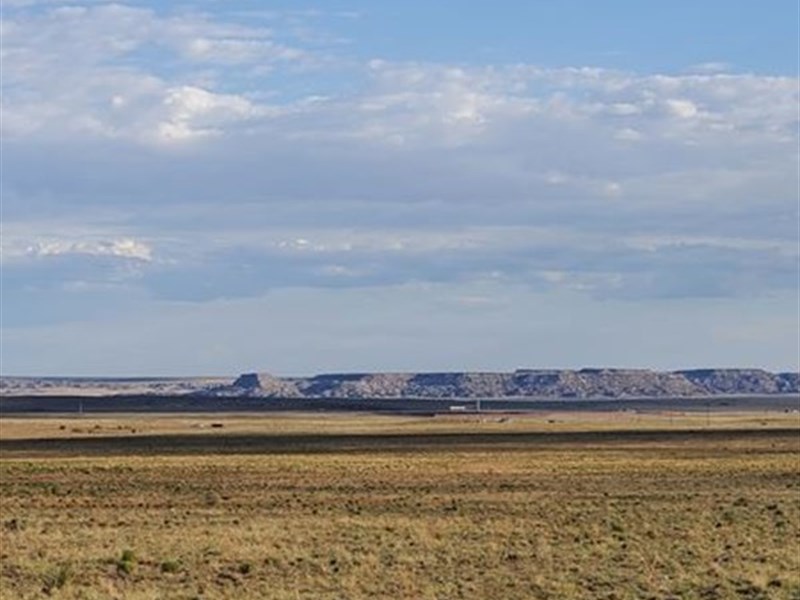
[1,1,798,376]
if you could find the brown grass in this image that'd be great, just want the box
[1,410,797,440]
[1,412,798,599]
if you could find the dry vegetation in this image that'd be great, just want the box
[0,412,798,599]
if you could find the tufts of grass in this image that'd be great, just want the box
[237,562,252,575]
[116,549,136,576]
[160,559,181,574]
[41,562,72,594]
[0,418,798,599]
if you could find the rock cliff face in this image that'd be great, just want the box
[231,373,302,397]
[0,376,229,397]
[3,369,797,399]
[677,369,796,394]
[223,368,799,399]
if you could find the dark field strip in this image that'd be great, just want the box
[2,393,799,414]
[1,427,798,457]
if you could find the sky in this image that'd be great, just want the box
[1,0,798,376]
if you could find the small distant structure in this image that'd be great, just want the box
[449,405,467,412]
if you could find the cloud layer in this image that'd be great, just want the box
[2,2,798,373]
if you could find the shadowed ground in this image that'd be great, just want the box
[1,427,798,457]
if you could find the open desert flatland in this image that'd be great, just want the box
[1,412,799,599]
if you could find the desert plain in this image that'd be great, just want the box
[0,410,798,599]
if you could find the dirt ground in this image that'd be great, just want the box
[1,412,798,599]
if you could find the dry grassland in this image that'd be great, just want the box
[0,412,798,599]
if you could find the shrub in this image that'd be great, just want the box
[42,563,72,593]
[120,549,136,563]
[116,549,137,576]
[160,560,181,574]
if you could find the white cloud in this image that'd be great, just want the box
[0,3,313,142]
[607,102,642,116]
[614,127,643,141]
[625,234,799,256]
[25,238,153,261]
[602,181,622,197]
[1,5,797,325]
[180,37,306,65]
[664,98,699,118]
[1,0,107,7]
[3,6,796,155]
[687,62,731,74]
[155,85,267,142]
[3,221,783,304]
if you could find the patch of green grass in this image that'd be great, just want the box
[159,559,181,574]
[116,549,136,576]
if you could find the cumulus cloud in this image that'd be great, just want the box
[3,4,796,156]
[1,1,797,361]
[664,98,699,119]
[0,3,313,142]
[155,85,269,142]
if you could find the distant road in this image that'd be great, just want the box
[1,394,798,414]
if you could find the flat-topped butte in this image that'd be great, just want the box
[2,368,797,399]
[221,368,799,399]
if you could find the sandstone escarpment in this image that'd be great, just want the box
[226,368,799,399]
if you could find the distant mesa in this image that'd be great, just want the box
[220,368,800,399]
[2,368,797,399]
[677,369,798,395]
[230,373,301,397]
